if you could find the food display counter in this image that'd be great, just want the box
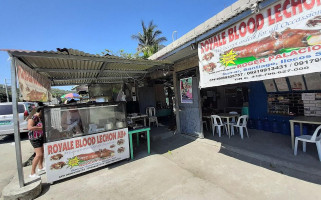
[43,102,129,183]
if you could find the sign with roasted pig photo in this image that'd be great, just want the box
[44,128,129,182]
[16,60,51,102]
[199,0,321,88]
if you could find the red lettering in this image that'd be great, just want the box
[221,31,226,45]
[268,8,275,25]
[256,14,264,30]
[275,54,283,59]
[208,38,214,50]
[239,22,247,37]
[312,45,321,50]
[247,17,256,33]
[214,36,219,48]
[228,28,234,42]
[204,40,209,52]
[234,26,239,40]
[290,50,298,56]
[291,0,303,16]
[283,0,292,18]
[200,42,205,53]
[48,145,52,155]
[53,144,58,153]
[274,4,283,23]
[217,34,223,46]
[303,0,315,10]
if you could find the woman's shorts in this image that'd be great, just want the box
[30,137,44,148]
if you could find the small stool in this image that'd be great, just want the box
[128,127,151,159]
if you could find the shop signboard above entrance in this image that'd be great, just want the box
[198,0,321,88]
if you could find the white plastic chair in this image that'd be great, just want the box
[294,125,321,161]
[231,115,249,139]
[211,115,228,137]
[146,107,158,127]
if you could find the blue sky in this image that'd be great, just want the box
[0,0,237,90]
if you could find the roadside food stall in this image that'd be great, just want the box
[3,48,172,187]
[43,102,128,183]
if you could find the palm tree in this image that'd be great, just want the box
[131,20,167,58]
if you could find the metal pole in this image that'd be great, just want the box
[5,79,9,102]
[10,56,24,187]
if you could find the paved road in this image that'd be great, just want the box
[0,133,34,196]
[35,134,321,200]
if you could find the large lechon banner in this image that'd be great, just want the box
[16,60,51,102]
[44,128,129,183]
[199,0,321,88]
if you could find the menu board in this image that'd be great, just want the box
[304,73,321,90]
[274,78,289,92]
[263,80,276,93]
[289,75,306,91]
[302,93,315,101]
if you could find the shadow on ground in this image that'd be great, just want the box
[204,129,321,184]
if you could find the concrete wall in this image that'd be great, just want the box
[173,55,199,72]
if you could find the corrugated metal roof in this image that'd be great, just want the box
[2,48,172,86]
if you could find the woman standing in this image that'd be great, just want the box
[27,106,45,178]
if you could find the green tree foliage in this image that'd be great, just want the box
[98,49,140,59]
[131,20,167,58]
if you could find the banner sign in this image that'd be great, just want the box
[199,0,321,88]
[180,77,193,103]
[44,128,129,182]
[16,60,51,102]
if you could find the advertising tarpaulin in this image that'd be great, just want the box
[16,60,51,102]
[199,0,321,88]
[180,77,193,103]
[44,128,129,183]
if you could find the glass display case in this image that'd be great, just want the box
[43,102,127,142]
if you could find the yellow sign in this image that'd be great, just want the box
[220,50,237,67]
[67,156,80,168]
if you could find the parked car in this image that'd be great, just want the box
[0,102,36,136]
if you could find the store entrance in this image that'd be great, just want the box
[176,68,203,137]
[201,83,249,137]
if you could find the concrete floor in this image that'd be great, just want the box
[0,133,34,197]
[204,128,321,183]
[33,132,321,200]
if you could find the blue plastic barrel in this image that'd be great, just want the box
[294,125,308,136]
[281,120,290,135]
[248,119,256,129]
[257,118,263,130]
[272,119,280,133]
[263,118,270,132]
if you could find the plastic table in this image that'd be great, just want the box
[128,127,151,159]
[289,116,321,149]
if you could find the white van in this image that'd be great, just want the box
[0,102,34,136]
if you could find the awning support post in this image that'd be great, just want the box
[10,56,24,187]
